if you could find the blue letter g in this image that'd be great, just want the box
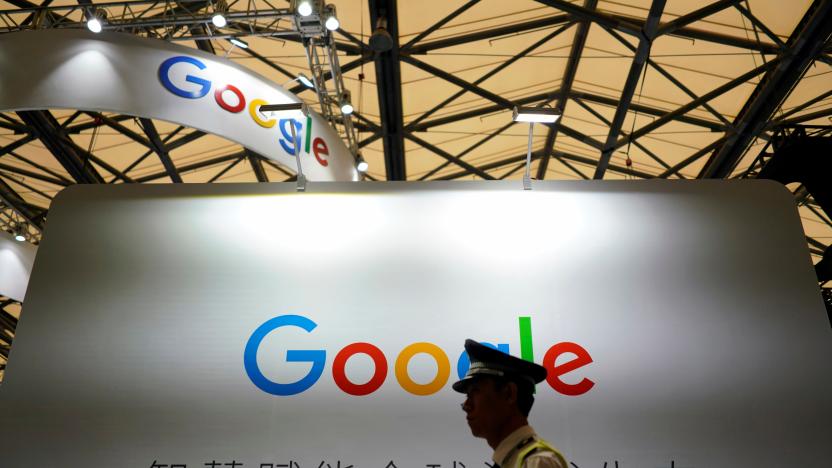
[158,56,211,99]
[244,314,326,396]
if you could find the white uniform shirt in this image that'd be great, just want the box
[492,425,567,468]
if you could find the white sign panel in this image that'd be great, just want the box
[0,29,357,181]
[1,181,830,468]
[0,230,36,302]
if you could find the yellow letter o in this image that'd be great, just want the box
[395,342,450,396]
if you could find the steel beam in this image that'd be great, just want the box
[594,0,666,179]
[408,87,725,133]
[4,149,71,185]
[17,110,104,184]
[404,132,494,180]
[136,153,242,183]
[439,149,653,181]
[535,0,642,38]
[657,0,743,37]
[656,137,726,178]
[0,162,68,186]
[400,55,514,109]
[208,157,245,183]
[537,0,596,180]
[241,45,298,83]
[778,107,832,126]
[611,13,780,54]
[701,0,832,178]
[604,27,731,126]
[572,97,682,178]
[406,23,574,130]
[610,59,776,152]
[246,150,269,183]
[407,15,569,54]
[771,89,832,123]
[401,0,481,50]
[191,24,216,54]
[417,121,515,181]
[370,0,406,180]
[139,118,183,183]
[0,178,43,229]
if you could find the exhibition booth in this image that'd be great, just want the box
[0,28,831,468]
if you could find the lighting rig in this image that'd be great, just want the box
[0,0,364,174]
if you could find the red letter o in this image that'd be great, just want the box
[332,342,388,396]
[214,84,246,113]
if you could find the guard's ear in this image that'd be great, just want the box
[504,381,518,405]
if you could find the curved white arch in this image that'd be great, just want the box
[0,29,357,181]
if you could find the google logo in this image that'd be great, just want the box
[244,314,594,397]
[158,56,331,167]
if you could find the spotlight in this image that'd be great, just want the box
[356,153,368,173]
[212,13,227,28]
[86,9,105,33]
[297,73,315,89]
[228,37,249,49]
[323,5,340,31]
[297,0,313,17]
[340,92,354,115]
[13,223,26,242]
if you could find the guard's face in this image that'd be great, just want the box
[461,377,512,439]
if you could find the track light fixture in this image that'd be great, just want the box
[228,37,249,49]
[339,91,353,115]
[356,153,368,173]
[212,0,227,27]
[14,223,26,242]
[297,73,315,89]
[512,106,561,123]
[296,0,314,17]
[212,13,227,27]
[86,8,106,33]
[323,5,339,31]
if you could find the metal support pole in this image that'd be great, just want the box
[289,118,305,192]
[523,123,535,191]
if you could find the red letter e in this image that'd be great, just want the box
[543,342,594,396]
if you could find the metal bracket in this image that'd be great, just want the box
[523,122,534,190]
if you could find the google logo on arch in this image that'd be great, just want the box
[157,56,331,167]
[244,314,594,397]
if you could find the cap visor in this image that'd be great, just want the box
[452,376,475,393]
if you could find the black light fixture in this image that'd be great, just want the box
[14,223,26,242]
[369,17,393,52]
[339,91,354,115]
[259,102,306,113]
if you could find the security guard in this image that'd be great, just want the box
[454,339,568,468]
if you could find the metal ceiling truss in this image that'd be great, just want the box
[0,0,829,262]
[0,297,19,375]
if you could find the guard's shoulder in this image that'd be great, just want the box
[522,452,568,468]
[518,437,568,468]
